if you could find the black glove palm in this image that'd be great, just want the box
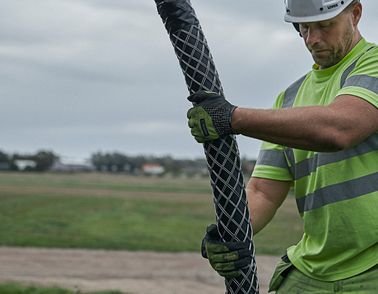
[201,224,253,278]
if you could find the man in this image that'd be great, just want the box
[187,0,378,292]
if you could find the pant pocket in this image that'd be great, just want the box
[268,254,293,292]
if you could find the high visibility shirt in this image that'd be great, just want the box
[252,38,378,281]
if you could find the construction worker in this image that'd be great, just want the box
[187,0,378,292]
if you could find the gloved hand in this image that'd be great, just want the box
[187,91,237,143]
[201,224,253,279]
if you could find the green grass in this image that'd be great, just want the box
[0,282,123,294]
[0,172,303,255]
[0,172,211,194]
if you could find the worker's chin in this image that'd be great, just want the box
[312,55,335,69]
[312,50,343,69]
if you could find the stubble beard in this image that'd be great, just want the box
[310,24,355,69]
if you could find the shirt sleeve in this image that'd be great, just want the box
[337,46,378,108]
[251,92,294,181]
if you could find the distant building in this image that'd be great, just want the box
[142,163,165,176]
[50,160,94,172]
[14,159,37,171]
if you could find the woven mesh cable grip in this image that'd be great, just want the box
[154,1,259,293]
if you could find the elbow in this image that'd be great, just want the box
[318,130,356,151]
[332,136,355,151]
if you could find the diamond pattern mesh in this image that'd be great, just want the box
[155,1,258,293]
[170,26,223,95]
[205,136,258,294]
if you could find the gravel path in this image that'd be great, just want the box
[0,247,279,294]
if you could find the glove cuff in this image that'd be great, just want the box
[230,106,239,135]
[201,103,237,137]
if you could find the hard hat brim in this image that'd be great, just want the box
[284,8,343,24]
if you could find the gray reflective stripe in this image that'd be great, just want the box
[343,74,378,95]
[340,59,359,87]
[296,172,378,213]
[282,75,307,108]
[340,46,375,87]
[256,150,288,168]
[294,133,378,180]
[284,148,296,178]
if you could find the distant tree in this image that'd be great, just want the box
[0,150,9,163]
[0,150,11,170]
[91,152,105,171]
[157,156,180,174]
[112,152,129,172]
[34,150,59,171]
[91,152,130,172]
[104,153,114,171]
[128,155,146,173]
[8,154,18,171]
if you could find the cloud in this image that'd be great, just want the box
[1,0,377,160]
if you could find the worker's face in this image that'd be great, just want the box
[299,4,361,69]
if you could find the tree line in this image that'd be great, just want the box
[91,152,207,174]
[90,152,256,176]
[0,150,58,171]
[0,150,256,175]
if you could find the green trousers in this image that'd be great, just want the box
[270,258,378,293]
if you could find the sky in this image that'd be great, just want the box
[1,0,377,162]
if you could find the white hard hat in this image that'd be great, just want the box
[284,0,355,23]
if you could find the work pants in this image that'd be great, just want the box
[270,258,378,293]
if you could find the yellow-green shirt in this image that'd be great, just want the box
[252,38,378,281]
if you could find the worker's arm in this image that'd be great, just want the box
[188,92,378,152]
[201,176,291,278]
[232,95,378,152]
[246,177,291,234]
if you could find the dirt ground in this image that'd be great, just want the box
[0,247,279,294]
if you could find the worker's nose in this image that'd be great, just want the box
[304,28,322,48]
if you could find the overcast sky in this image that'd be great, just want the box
[1,0,377,162]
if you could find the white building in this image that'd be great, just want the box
[142,163,165,176]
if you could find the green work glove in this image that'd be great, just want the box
[187,91,237,143]
[201,224,252,279]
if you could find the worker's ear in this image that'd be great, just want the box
[350,2,362,26]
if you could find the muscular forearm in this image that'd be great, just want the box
[232,106,347,152]
[232,94,378,152]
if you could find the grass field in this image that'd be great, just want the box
[0,172,303,255]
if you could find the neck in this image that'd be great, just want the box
[348,30,362,54]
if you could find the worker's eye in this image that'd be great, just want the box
[319,21,332,28]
